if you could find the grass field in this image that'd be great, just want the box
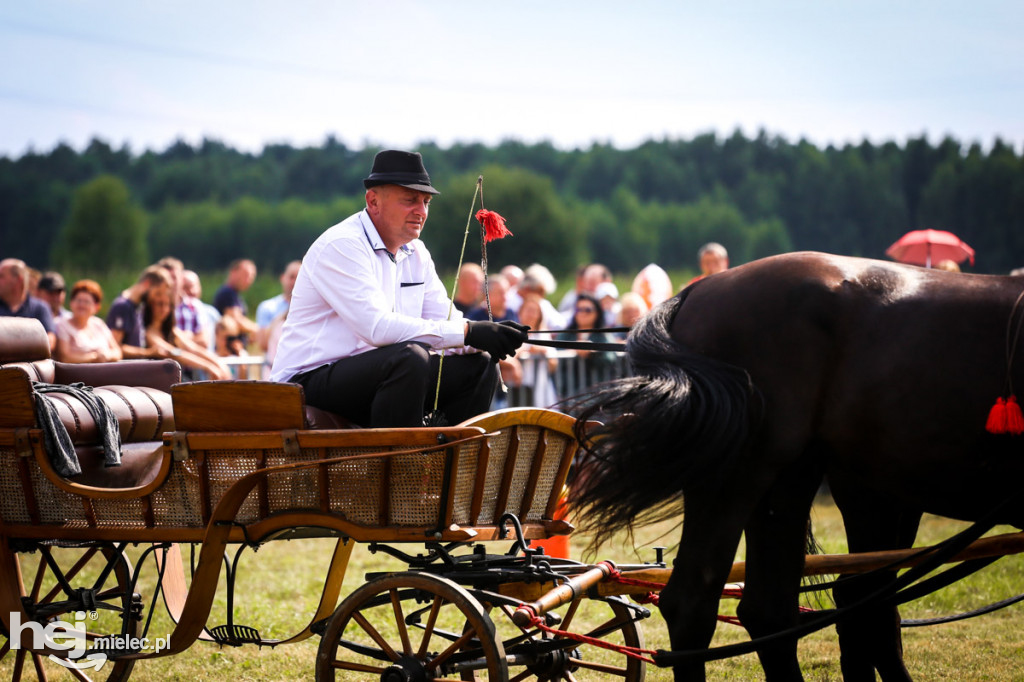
[5,497,1024,680]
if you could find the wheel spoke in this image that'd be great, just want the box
[571,658,631,675]
[560,599,581,631]
[390,588,413,656]
[351,610,400,662]
[31,651,47,681]
[330,659,388,674]
[426,628,478,671]
[584,614,631,639]
[417,594,445,658]
[38,547,99,604]
[67,663,93,681]
[29,554,49,601]
[499,603,532,637]
[13,647,28,679]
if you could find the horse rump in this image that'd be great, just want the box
[570,289,761,548]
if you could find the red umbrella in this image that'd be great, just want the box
[885,229,975,268]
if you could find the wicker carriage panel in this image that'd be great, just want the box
[502,427,543,519]
[90,496,148,528]
[204,449,261,524]
[388,451,445,526]
[476,429,510,524]
[524,433,571,521]
[0,420,572,536]
[0,448,31,524]
[266,447,320,512]
[27,458,84,524]
[326,449,387,526]
[449,440,482,525]
[150,460,203,527]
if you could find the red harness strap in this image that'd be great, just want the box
[515,605,659,665]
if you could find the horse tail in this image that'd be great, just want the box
[572,287,759,547]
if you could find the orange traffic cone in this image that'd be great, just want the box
[531,487,571,559]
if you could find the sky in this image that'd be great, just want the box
[1,1,1023,158]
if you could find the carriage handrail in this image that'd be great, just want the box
[15,431,177,500]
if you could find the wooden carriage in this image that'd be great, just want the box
[0,317,655,681]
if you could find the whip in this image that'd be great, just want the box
[426,176,512,425]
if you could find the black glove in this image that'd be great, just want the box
[465,320,529,362]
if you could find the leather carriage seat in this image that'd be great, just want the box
[171,380,357,431]
[303,404,358,430]
[43,385,173,444]
[0,317,181,489]
[0,316,56,382]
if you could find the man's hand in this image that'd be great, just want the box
[465,320,529,362]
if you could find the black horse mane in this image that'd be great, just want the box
[570,286,760,548]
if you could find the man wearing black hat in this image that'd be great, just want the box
[270,150,527,427]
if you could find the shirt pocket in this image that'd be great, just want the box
[398,282,425,314]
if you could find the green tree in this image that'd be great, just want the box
[7,133,1024,276]
[423,165,585,275]
[585,187,661,271]
[51,175,148,272]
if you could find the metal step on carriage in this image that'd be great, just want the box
[0,342,658,682]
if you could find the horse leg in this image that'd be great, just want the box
[736,457,823,682]
[660,480,770,682]
[831,482,921,682]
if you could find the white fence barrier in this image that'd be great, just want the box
[496,350,631,411]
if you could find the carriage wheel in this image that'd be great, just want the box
[0,543,140,682]
[316,572,508,681]
[474,596,647,682]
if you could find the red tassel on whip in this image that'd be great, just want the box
[1005,395,1024,435]
[476,209,512,243]
[986,397,1008,434]
[986,395,1024,435]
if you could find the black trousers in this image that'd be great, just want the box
[292,343,498,428]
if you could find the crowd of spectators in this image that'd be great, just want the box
[454,258,681,408]
[0,243,733,407]
[0,257,300,383]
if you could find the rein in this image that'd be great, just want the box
[524,327,629,352]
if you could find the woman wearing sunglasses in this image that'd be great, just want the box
[555,292,617,394]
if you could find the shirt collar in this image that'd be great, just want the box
[359,210,415,262]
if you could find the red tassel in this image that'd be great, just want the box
[986,397,1008,434]
[476,209,512,243]
[1006,395,1024,435]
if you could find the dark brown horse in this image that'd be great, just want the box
[573,252,1024,681]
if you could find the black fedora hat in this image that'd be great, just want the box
[363,150,439,195]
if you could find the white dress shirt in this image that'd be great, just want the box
[270,210,468,383]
